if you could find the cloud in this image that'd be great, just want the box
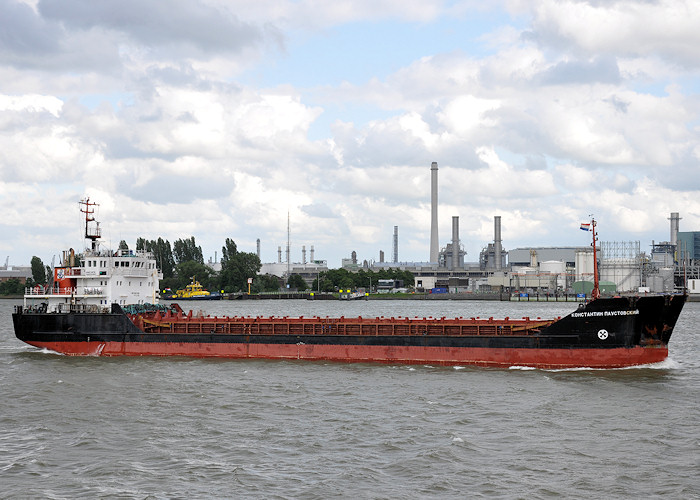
[300,203,338,218]
[0,1,61,55]
[523,0,700,67]
[0,0,282,77]
[39,0,272,55]
[0,93,63,116]
[538,56,621,85]
[0,0,699,268]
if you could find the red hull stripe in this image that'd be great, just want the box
[27,341,668,369]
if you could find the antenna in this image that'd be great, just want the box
[79,197,101,251]
[591,218,600,300]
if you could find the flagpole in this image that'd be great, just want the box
[591,218,600,299]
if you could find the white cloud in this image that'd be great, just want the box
[0,0,699,268]
[438,95,501,136]
[516,0,700,67]
[0,94,63,115]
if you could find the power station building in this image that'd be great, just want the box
[678,231,700,264]
[258,161,695,296]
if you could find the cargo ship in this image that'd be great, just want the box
[12,202,687,369]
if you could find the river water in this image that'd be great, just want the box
[1,298,698,499]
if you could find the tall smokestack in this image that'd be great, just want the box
[669,212,680,247]
[302,245,306,264]
[310,245,314,262]
[451,216,459,269]
[430,162,439,263]
[278,246,282,263]
[256,239,260,259]
[286,212,290,274]
[494,216,502,270]
[393,226,399,263]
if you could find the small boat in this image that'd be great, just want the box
[339,290,367,300]
[170,277,221,300]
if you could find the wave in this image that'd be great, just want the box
[544,357,679,372]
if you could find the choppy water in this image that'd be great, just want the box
[2,298,699,499]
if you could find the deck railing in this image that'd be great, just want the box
[24,287,105,296]
[131,311,557,337]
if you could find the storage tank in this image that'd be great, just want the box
[540,260,565,274]
[600,259,641,293]
[575,250,595,282]
[660,267,675,292]
[511,267,537,290]
[647,275,664,293]
[540,260,566,289]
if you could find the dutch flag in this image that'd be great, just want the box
[580,223,591,231]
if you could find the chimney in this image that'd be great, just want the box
[393,226,399,263]
[494,216,502,270]
[277,246,282,263]
[256,239,260,259]
[669,212,680,248]
[430,162,439,263]
[310,245,315,262]
[302,245,306,264]
[451,216,459,270]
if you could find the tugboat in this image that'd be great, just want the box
[12,210,687,369]
[170,277,221,300]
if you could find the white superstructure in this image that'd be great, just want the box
[23,198,162,313]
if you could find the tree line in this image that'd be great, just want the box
[135,236,262,293]
[3,239,414,296]
[134,236,414,294]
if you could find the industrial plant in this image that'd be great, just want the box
[254,162,700,296]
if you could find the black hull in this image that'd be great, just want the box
[12,294,687,368]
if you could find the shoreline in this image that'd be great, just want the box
[5,293,697,302]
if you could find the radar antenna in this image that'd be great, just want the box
[79,197,101,251]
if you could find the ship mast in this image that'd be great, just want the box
[79,197,101,251]
[591,218,600,299]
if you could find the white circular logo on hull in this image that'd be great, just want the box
[598,329,609,340]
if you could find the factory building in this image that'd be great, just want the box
[258,158,694,297]
[507,247,587,268]
[438,216,467,270]
[388,204,691,295]
[0,262,32,284]
[677,231,700,263]
[479,216,506,270]
[676,232,700,292]
[259,239,328,287]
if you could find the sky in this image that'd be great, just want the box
[1,0,700,269]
